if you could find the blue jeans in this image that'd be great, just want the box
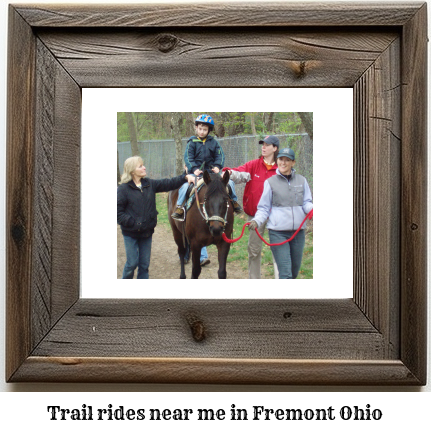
[176,174,238,206]
[184,244,208,263]
[122,234,153,279]
[200,247,208,261]
[268,229,305,279]
[228,179,238,202]
[176,181,190,206]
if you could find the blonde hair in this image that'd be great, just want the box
[120,156,143,184]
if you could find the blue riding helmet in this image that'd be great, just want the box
[195,114,215,131]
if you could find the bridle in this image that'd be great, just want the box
[194,181,230,230]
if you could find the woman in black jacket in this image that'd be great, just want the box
[117,156,193,279]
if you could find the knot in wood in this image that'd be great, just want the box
[11,223,26,246]
[288,60,321,79]
[291,61,307,79]
[156,34,179,53]
[410,223,419,231]
[186,314,206,342]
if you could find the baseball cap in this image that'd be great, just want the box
[277,148,295,160]
[259,135,280,148]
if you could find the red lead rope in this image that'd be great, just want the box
[222,209,313,246]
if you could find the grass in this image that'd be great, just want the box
[156,192,173,228]
[156,192,313,279]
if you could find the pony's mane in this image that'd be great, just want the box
[205,173,229,199]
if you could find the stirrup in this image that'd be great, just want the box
[233,201,243,214]
[171,206,185,221]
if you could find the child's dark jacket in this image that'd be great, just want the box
[184,135,225,174]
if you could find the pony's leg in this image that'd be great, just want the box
[216,241,231,279]
[191,244,202,279]
[178,243,187,279]
[168,191,188,279]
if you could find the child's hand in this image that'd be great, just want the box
[185,175,195,184]
[212,167,220,174]
[193,169,202,176]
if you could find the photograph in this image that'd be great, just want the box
[116,112,313,280]
[80,87,351,301]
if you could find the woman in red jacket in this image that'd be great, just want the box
[223,135,280,279]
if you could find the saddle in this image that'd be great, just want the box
[185,178,205,212]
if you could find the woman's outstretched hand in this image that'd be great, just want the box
[248,220,258,231]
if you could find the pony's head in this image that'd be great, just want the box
[203,170,230,237]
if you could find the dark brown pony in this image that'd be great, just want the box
[168,170,234,279]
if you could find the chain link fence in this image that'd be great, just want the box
[118,133,313,203]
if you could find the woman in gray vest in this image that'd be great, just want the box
[248,148,313,279]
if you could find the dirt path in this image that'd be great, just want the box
[117,223,251,279]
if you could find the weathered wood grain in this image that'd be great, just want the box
[15,2,423,27]
[12,358,420,385]
[400,3,428,385]
[31,39,81,348]
[32,40,56,348]
[36,29,398,88]
[32,299,383,359]
[353,38,401,358]
[6,7,36,382]
[50,53,81,325]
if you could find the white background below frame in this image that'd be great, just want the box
[81,88,353,299]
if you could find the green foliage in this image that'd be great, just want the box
[155,192,173,229]
[278,113,303,134]
[117,112,129,142]
[244,112,304,136]
[117,112,310,140]
[298,232,313,279]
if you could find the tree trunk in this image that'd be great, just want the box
[250,112,257,135]
[298,112,313,140]
[171,112,184,175]
[231,112,246,135]
[186,112,196,136]
[209,112,225,137]
[125,112,139,155]
[263,112,274,132]
[117,150,121,184]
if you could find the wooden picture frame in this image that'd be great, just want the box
[6,2,427,385]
